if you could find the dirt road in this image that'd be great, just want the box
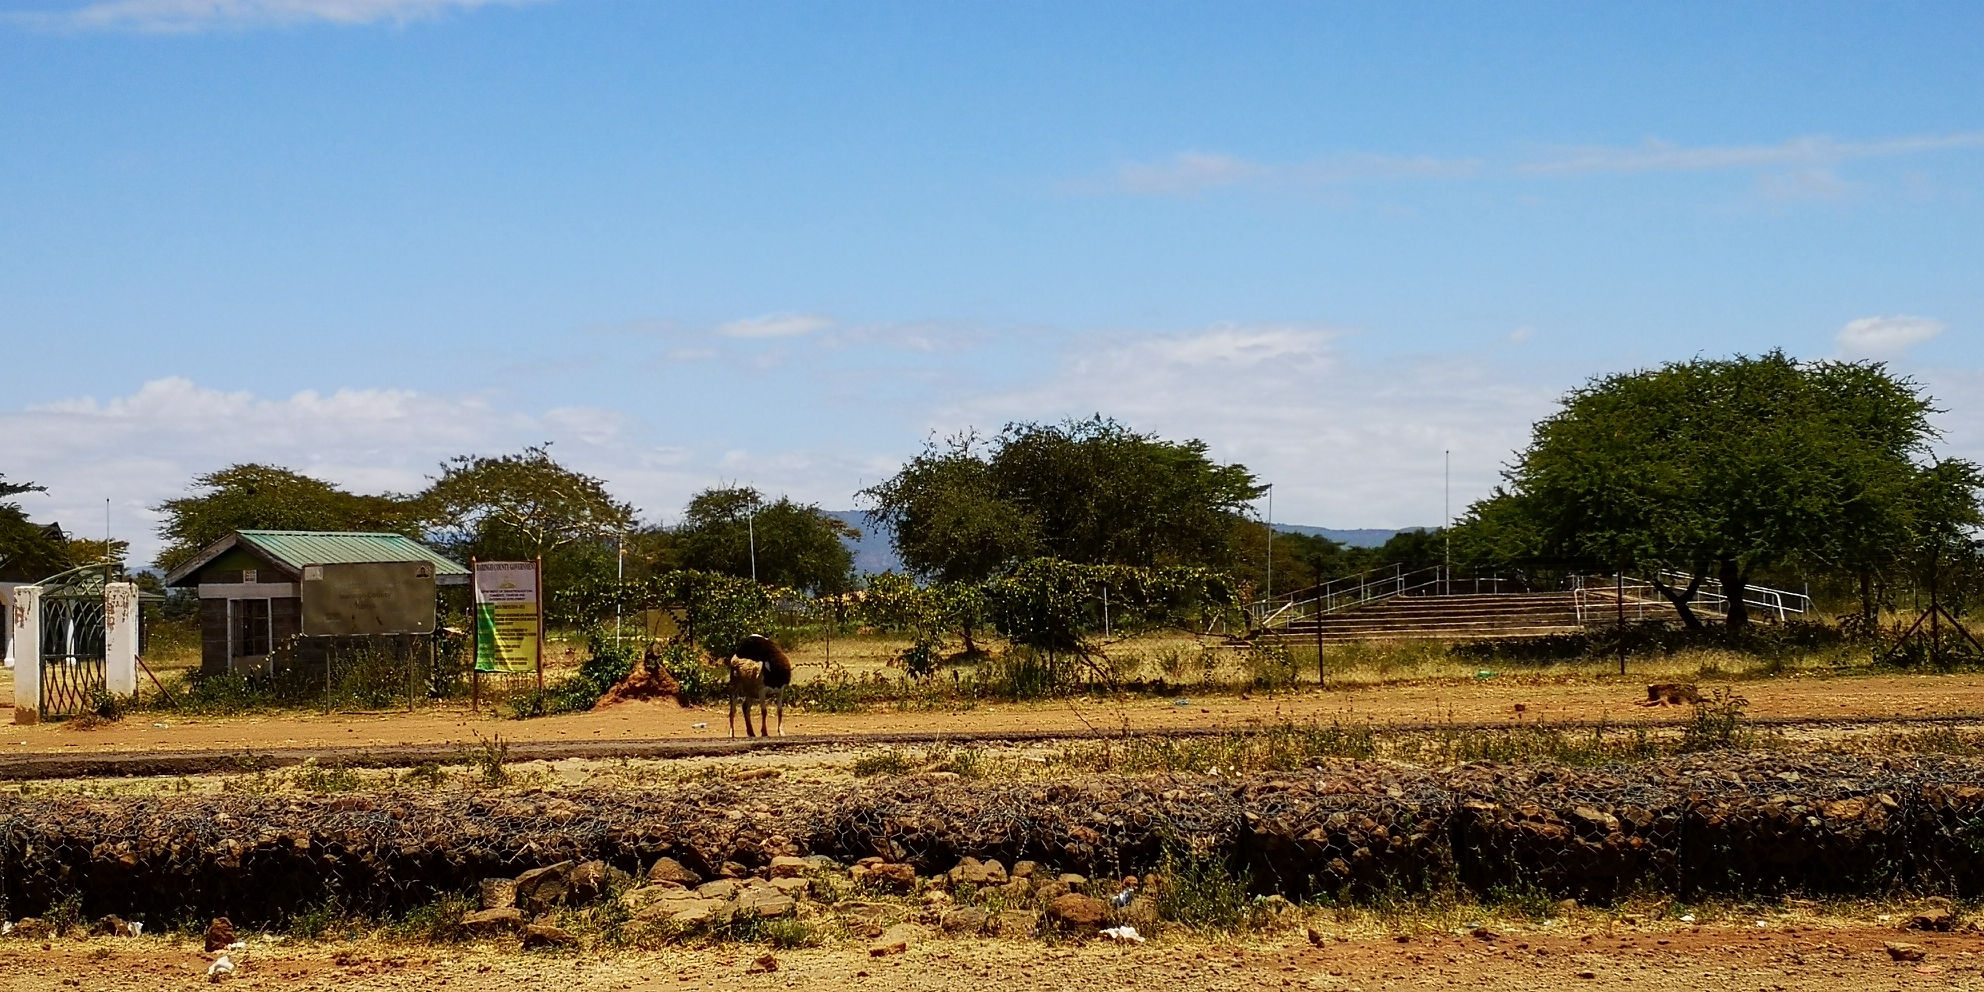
[5,672,1980,760]
[1,925,1976,992]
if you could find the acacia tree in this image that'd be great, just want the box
[861,418,1262,580]
[1459,352,1978,630]
[858,432,1038,584]
[420,446,635,574]
[154,464,418,572]
[675,486,857,594]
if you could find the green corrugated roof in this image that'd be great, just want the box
[236,531,469,576]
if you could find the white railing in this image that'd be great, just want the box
[1571,571,1811,624]
[1252,565,1532,633]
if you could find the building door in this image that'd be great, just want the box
[231,598,271,672]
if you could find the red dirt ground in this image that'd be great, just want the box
[0,923,1976,992]
[5,672,1979,757]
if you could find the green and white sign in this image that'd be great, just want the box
[473,561,540,674]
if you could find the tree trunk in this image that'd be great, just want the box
[1720,559,1750,631]
[961,621,978,656]
[1648,572,1706,632]
[1858,569,1876,628]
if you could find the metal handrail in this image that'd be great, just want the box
[1570,572,1811,624]
[1252,564,1475,632]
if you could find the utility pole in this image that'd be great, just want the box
[1443,451,1450,596]
[748,511,758,583]
[1313,587,1326,689]
[1616,567,1626,675]
[1264,483,1274,601]
[615,531,625,652]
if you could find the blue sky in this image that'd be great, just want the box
[2,0,1981,561]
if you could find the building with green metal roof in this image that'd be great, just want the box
[163,530,467,675]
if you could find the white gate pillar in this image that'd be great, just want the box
[11,585,41,724]
[0,583,17,670]
[105,582,139,698]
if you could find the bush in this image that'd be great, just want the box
[387,893,474,943]
[510,635,638,718]
[1679,689,1749,751]
[293,762,362,793]
[151,667,321,715]
[972,647,1068,700]
[656,641,724,705]
[285,900,349,941]
[1242,642,1298,692]
[1155,845,1259,932]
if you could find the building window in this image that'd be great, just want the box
[234,599,271,656]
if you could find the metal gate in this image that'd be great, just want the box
[40,585,108,720]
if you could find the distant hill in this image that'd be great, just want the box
[822,510,904,575]
[823,511,1421,575]
[1273,525,1426,548]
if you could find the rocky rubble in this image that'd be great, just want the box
[0,752,1979,924]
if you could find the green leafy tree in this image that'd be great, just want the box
[552,568,773,659]
[1458,352,1977,630]
[858,432,1039,583]
[984,558,1239,662]
[154,464,418,572]
[1896,458,1984,617]
[862,418,1262,579]
[618,524,682,580]
[856,571,948,675]
[0,474,69,581]
[419,446,635,587]
[676,486,857,594]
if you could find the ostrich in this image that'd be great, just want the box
[725,634,793,737]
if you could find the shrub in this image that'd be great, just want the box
[285,900,348,941]
[1155,845,1257,932]
[1242,642,1298,692]
[1679,689,1749,751]
[293,762,362,793]
[652,641,722,705]
[387,893,474,943]
[463,734,510,787]
[509,635,639,718]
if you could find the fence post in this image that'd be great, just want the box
[11,585,41,724]
[104,582,139,698]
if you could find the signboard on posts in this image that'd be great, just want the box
[473,561,540,674]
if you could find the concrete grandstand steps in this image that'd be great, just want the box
[1269,592,1590,642]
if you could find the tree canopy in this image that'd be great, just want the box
[675,486,857,594]
[861,418,1262,581]
[1455,352,1979,629]
[154,464,418,573]
[421,445,635,566]
[0,474,70,581]
[855,432,1038,584]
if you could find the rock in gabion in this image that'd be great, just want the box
[1,753,1982,923]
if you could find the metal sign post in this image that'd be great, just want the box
[537,557,546,693]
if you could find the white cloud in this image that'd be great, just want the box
[1508,327,1535,344]
[1107,151,1478,196]
[0,377,630,564]
[20,0,543,31]
[717,313,835,339]
[0,375,907,563]
[1834,315,1947,359]
[1115,153,1271,195]
[1519,131,1984,176]
[944,324,1560,530]
[1755,168,1853,201]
